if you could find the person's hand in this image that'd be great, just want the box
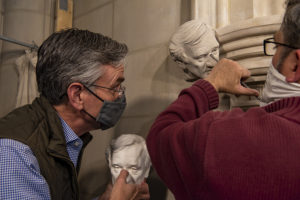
[134,180,150,200]
[109,170,138,200]
[99,171,150,200]
[98,183,113,200]
[205,58,259,96]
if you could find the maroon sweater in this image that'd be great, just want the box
[146,80,300,200]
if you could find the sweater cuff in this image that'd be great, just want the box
[193,79,219,110]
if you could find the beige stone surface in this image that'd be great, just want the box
[125,45,176,111]
[4,0,53,15]
[0,0,54,117]
[124,45,191,116]
[230,0,253,23]
[191,0,217,27]
[113,0,181,51]
[217,15,282,43]
[73,0,111,17]
[216,0,229,28]
[253,0,285,17]
[73,3,113,37]
[4,12,50,46]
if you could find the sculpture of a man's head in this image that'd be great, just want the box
[105,134,151,184]
[169,20,219,81]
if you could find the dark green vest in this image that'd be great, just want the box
[0,96,92,200]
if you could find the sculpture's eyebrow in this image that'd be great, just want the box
[193,46,219,60]
[129,165,141,169]
[173,57,189,65]
[193,54,208,59]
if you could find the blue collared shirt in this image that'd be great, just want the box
[0,116,83,199]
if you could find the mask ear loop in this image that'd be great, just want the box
[81,85,105,121]
[83,85,105,102]
[81,109,97,121]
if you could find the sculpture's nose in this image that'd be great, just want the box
[125,172,135,184]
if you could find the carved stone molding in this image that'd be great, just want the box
[216,15,282,109]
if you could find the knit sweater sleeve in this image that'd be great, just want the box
[146,79,219,198]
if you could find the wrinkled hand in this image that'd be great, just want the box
[134,180,150,200]
[108,170,150,200]
[205,58,259,96]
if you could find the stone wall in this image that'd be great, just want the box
[0,0,55,116]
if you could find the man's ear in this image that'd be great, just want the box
[286,50,300,83]
[67,83,84,110]
[295,49,300,69]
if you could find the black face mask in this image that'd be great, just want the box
[84,86,127,130]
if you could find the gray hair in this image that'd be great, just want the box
[105,134,151,169]
[36,28,128,105]
[278,0,300,70]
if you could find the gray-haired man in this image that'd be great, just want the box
[0,28,149,200]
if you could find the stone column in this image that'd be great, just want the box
[216,0,229,28]
[191,0,217,27]
[0,0,55,117]
[253,0,285,17]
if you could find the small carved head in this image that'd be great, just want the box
[105,134,151,184]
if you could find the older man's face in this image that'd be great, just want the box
[110,143,148,184]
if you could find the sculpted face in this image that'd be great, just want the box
[169,20,219,81]
[179,31,219,81]
[110,143,149,184]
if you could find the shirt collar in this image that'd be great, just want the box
[58,115,82,145]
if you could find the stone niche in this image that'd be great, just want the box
[216,15,281,110]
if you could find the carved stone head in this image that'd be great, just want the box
[169,20,219,81]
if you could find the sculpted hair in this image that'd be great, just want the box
[36,28,128,105]
[169,20,217,61]
[279,0,300,68]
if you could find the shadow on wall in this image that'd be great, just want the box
[0,49,26,117]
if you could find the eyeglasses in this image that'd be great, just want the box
[263,37,299,56]
[91,84,126,96]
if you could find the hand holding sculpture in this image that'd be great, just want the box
[169,20,219,81]
[106,134,151,185]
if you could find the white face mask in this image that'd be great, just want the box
[260,62,300,106]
